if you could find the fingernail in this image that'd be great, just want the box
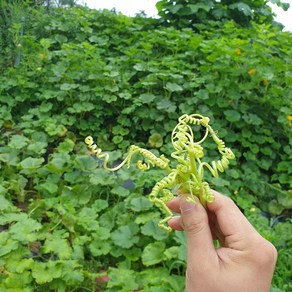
[180,197,196,213]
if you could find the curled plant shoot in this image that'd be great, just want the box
[85,114,235,232]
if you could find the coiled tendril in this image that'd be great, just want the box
[85,113,235,232]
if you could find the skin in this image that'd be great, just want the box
[167,190,277,292]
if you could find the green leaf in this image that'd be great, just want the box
[0,184,6,196]
[169,4,183,14]
[89,169,114,186]
[268,200,284,215]
[278,191,292,209]
[270,288,285,292]
[276,161,291,172]
[95,35,109,45]
[227,169,240,179]
[277,173,290,184]
[27,141,48,154]
[39,102,53,112]
[195,89,209,100]
[92,226,111,240]
[62,261,84,284]
[139,93,156,103]
[46,154,70,174]
[15,258,34,273]
[141,219,169,241]
[250,144,259,154]
[43,237,72,259]
[89,240,111,256]
[111,185,130,197]
[165,82,183,92]
[74,207,98,231]
[174,231,187,261]
[3,271,31,288]
[230,3,252,16]
[130,197,152,212]
[0,232,19,256]
[31,261,62,284]
[39,180,59,194]
[258,159,272,170]
[56,138,75,153]
[107,268,138,290]
[8,135,28,149]
[188,4,200,13]
[112,125,130,136]
[60,83,78,91]
[242,128,252,138]
[135,212,159,225]
[139,267,170,288]
[9,217,42,244]
[18,157,44,170]
[243,113,263,125]
[224,110,241,122]
[55,34,68,43]
[74,155,97,172]
[45,122,67,136]
[123,247,142,261]
[142,242,166,266]
[31,131,48,143]
[243,151,256,161]
[72,245,85,260]
[148,133,163,148]
[92,199,109,212]
[111,223,139,249]
[67,102,95,113]
[0,194,16,211]
[133,63,146,71]
[0,152,19,166]
[118,91,131,100]
[112,135,123,144]
[0,213,27,225]
[164,246,179,260]
[157,99,176,113]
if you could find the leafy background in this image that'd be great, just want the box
[0,0,291,291]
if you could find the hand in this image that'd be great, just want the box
[167,190,277,292]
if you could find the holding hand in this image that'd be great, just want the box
[167,190,277,292]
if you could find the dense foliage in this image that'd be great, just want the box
[0,4,291,291]
[0,0,79,68]
[156,0,290,29]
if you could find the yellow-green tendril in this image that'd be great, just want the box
[85,113,235,232]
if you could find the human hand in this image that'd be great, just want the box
[167,190,277,292]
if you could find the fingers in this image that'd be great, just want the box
[176,195,219,269]
[167,196,184,231]
[168,196,215,232]
[206,190,258,249]
[166,196,181,213]
[168,216,184,231]
[169,214,223,242]
[167,190,259,251]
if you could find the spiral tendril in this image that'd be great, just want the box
[85,113,235,232]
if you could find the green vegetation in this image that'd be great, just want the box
[156,0,290,29]
[0,2,291,291]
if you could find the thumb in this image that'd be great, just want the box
[180,195,217,269]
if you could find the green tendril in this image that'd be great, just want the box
[85,113,235,232]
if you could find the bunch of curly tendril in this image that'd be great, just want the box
[85,113,235,232]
